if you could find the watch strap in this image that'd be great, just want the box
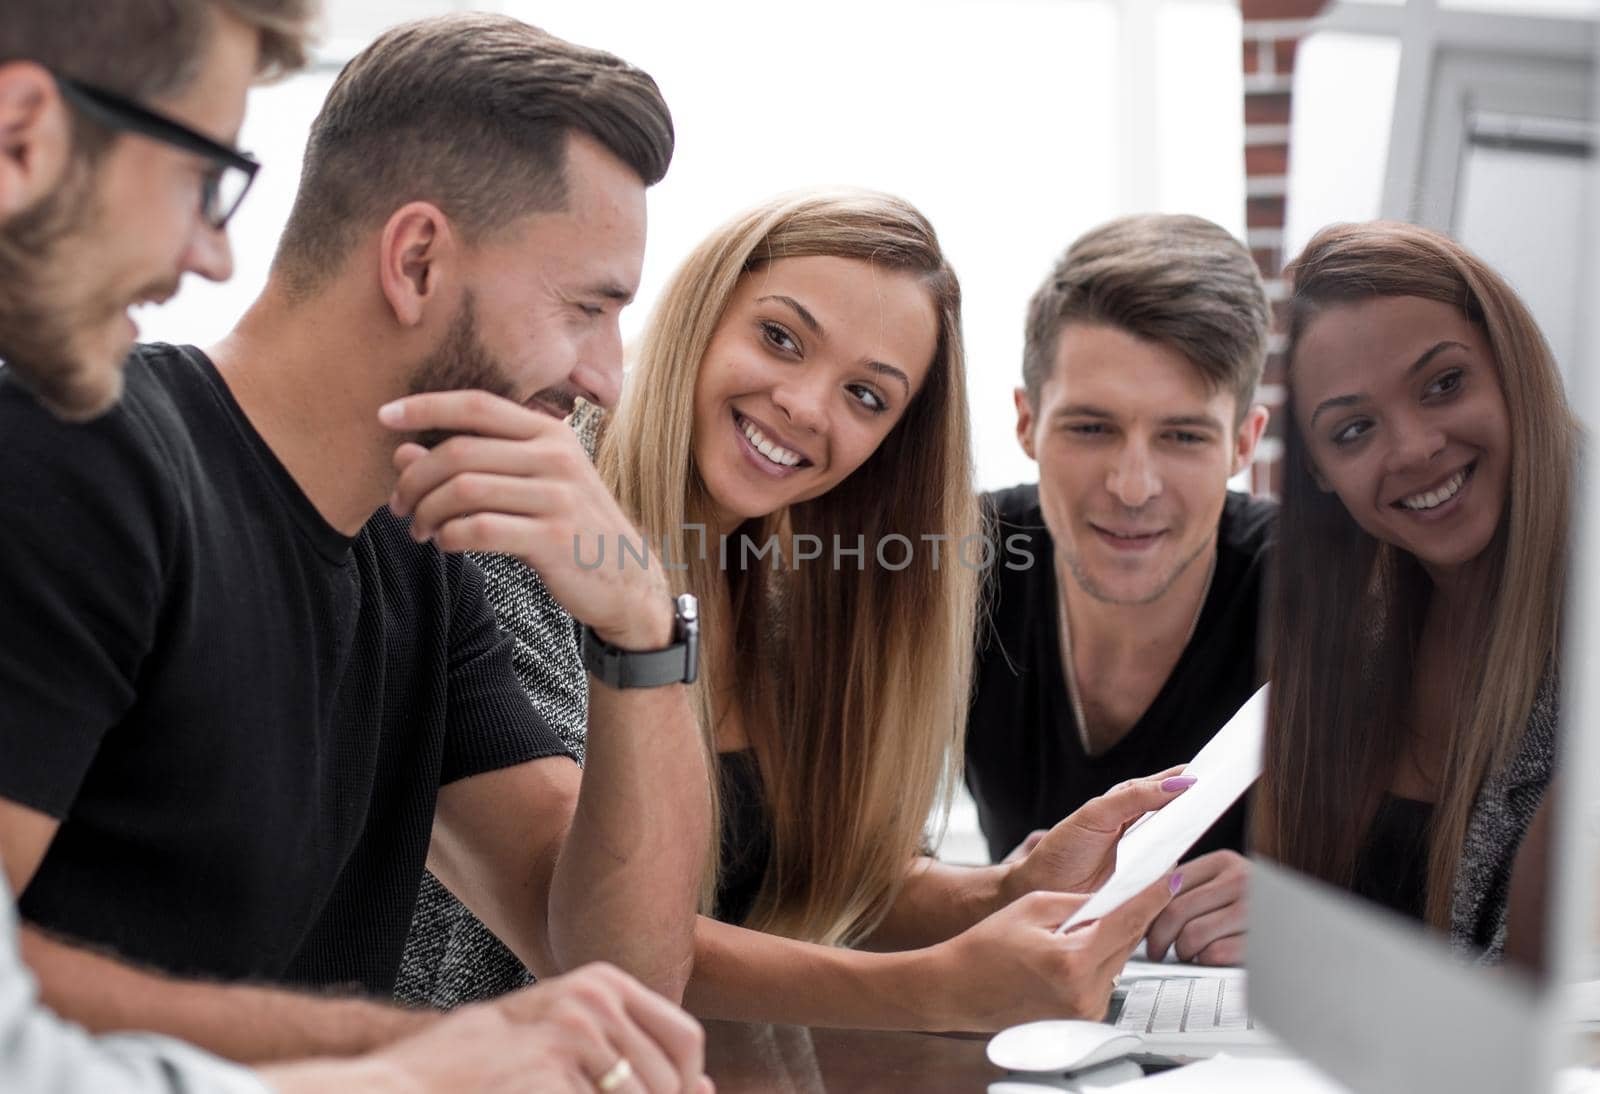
[580,594,700,689]
[581,627,693,688]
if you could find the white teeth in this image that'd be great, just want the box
[739,416,802,468]
[1401,468,1467,511]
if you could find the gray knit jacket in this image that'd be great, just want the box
[1450,666,1558,963]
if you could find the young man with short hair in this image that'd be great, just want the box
[0,12,711,1088]
[966,213,1274,966]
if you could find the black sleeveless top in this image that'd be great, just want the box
[715,749,773,926]
[1350,795,1433,922]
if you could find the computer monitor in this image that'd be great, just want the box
[1248,4,1599,1092]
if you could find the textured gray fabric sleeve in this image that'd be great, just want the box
[1450,664,1559,964]
[467,553,589,765]
[0,867,267,1094]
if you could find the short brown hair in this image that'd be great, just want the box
[2,0,315,102]
[1021,213,1269,420]
[271,14,674,297]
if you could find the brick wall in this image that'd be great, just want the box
[1241,0,1330,494]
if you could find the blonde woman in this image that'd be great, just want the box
[1257,221,1572,962]
[400,190,1190,1030]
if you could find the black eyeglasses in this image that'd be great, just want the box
[52,73,260,230]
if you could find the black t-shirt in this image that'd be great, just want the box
[0,345,570,994]
[965,485,1274,863]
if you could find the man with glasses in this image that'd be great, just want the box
[50,72,262,229]
[0,14,259,421]
[0,4,710,1091]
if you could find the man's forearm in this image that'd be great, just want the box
[860,857,1006,951]
[21,928,435,1065]
[547,682,709,1001]
[684,916,950,1031]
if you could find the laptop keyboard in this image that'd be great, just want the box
[1113,977,1254,1034]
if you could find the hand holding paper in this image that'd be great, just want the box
[1056,684,1269,933]
[999,765,1194,905]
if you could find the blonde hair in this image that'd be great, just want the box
[599,189,979,945]
[1257,221,1574,930]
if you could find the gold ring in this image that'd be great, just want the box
[597,1057,634,1092]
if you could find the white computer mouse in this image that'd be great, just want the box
[986,1020,1145,1074]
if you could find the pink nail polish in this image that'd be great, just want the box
[1169,873,1184,895]
[1160,775,1197,792]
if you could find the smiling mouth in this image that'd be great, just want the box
[127,286,177,318]
[124,295,173,334]
[1090,524,1166,547]
[733,410,811,469]
[1394,462,1474,512]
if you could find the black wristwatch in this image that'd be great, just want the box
[581,593,700,688]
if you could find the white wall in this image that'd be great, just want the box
[1456,144,1589,381]
[1283,30,1401,261]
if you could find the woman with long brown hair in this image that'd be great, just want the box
[600,187,1187,1027]
[1256,221,1571,960]
[599,186,982,947]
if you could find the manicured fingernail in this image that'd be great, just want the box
[378,401,404,425]
[1169,873,1184,895]
[1161,776,1197,792]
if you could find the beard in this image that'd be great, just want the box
[0,159,117,419]
[0,157,173,422]
[405,291,584,447]
[405,291,517,449]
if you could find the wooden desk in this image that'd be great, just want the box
[705,1021,1003,1092]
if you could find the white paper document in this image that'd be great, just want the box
[1056,684,1269,933]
